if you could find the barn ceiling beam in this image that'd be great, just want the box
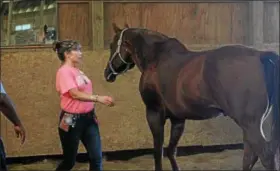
[0,0,2,29]
[2,0,26,3]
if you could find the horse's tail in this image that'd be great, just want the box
[260,51,280,170]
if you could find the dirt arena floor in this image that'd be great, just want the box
[7,144,265,170]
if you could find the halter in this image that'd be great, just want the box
[108,28,133,75]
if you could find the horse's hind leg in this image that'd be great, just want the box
[243,125,275,170]
[259,147,277,170]
[166,118,185,171]
[146,108,166,171]
[243,139,258,171]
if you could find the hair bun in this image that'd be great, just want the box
[52,41,61,52]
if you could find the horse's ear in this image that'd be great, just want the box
[124,23,129,28]
[112,23,121,33]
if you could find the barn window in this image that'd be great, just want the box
[15,25,22,31]
[1,0,57,46]
[22,24,31,30]
[15,24,32,31]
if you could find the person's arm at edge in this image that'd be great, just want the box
[0,93,23,126]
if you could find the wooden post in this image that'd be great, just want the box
[249,1,264,47]
[0,0,2,19]
[0,0,3,32]
[91,1,104,50]
[40,0,45,29]
[6,0,14,46]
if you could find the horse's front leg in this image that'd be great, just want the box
[146,107,165,171]
[167,118,185,171]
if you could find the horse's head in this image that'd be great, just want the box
[104,23,136,82]
[104,23,170,82]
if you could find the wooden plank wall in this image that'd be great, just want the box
[263,1,279,43]
[57,1,91,47]
[91,1,104,50]
[103,2,250,48]
[2,1,278,49]
[249,1,264,46]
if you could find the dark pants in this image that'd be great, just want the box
[0,137,7,171]
[56,110,102,171]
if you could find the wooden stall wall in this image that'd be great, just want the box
[104,2,249,48]
[57,1,91,47]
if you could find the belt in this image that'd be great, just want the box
[61,109,94,115]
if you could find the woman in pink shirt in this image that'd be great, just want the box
[53,40,114,171]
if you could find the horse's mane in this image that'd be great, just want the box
[129,29,188,68]
[129,29,165,68]
[153,38,187,54]
[141,29,169,40]
[134,29,186,53]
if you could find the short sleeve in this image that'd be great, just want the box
[0,82,6,94]
[56,68,78,94]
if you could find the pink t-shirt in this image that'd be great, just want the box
[56,64,94,114]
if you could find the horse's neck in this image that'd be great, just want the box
[127,29,169,71]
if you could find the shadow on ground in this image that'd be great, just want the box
[7,143,243,165]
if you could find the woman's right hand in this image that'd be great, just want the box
[97,96,115,107]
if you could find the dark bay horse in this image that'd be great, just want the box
[104,23,280,171]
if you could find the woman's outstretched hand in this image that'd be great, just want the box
[97,96,115,107]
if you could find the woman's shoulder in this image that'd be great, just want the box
[57,65,77,75]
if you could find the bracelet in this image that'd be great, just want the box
[91,95,99,102]
[95,95,99,102]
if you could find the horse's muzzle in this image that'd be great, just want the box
[104,67,116,83]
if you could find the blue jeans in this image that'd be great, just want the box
[56,110,102,171]
[0,137,7,171]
